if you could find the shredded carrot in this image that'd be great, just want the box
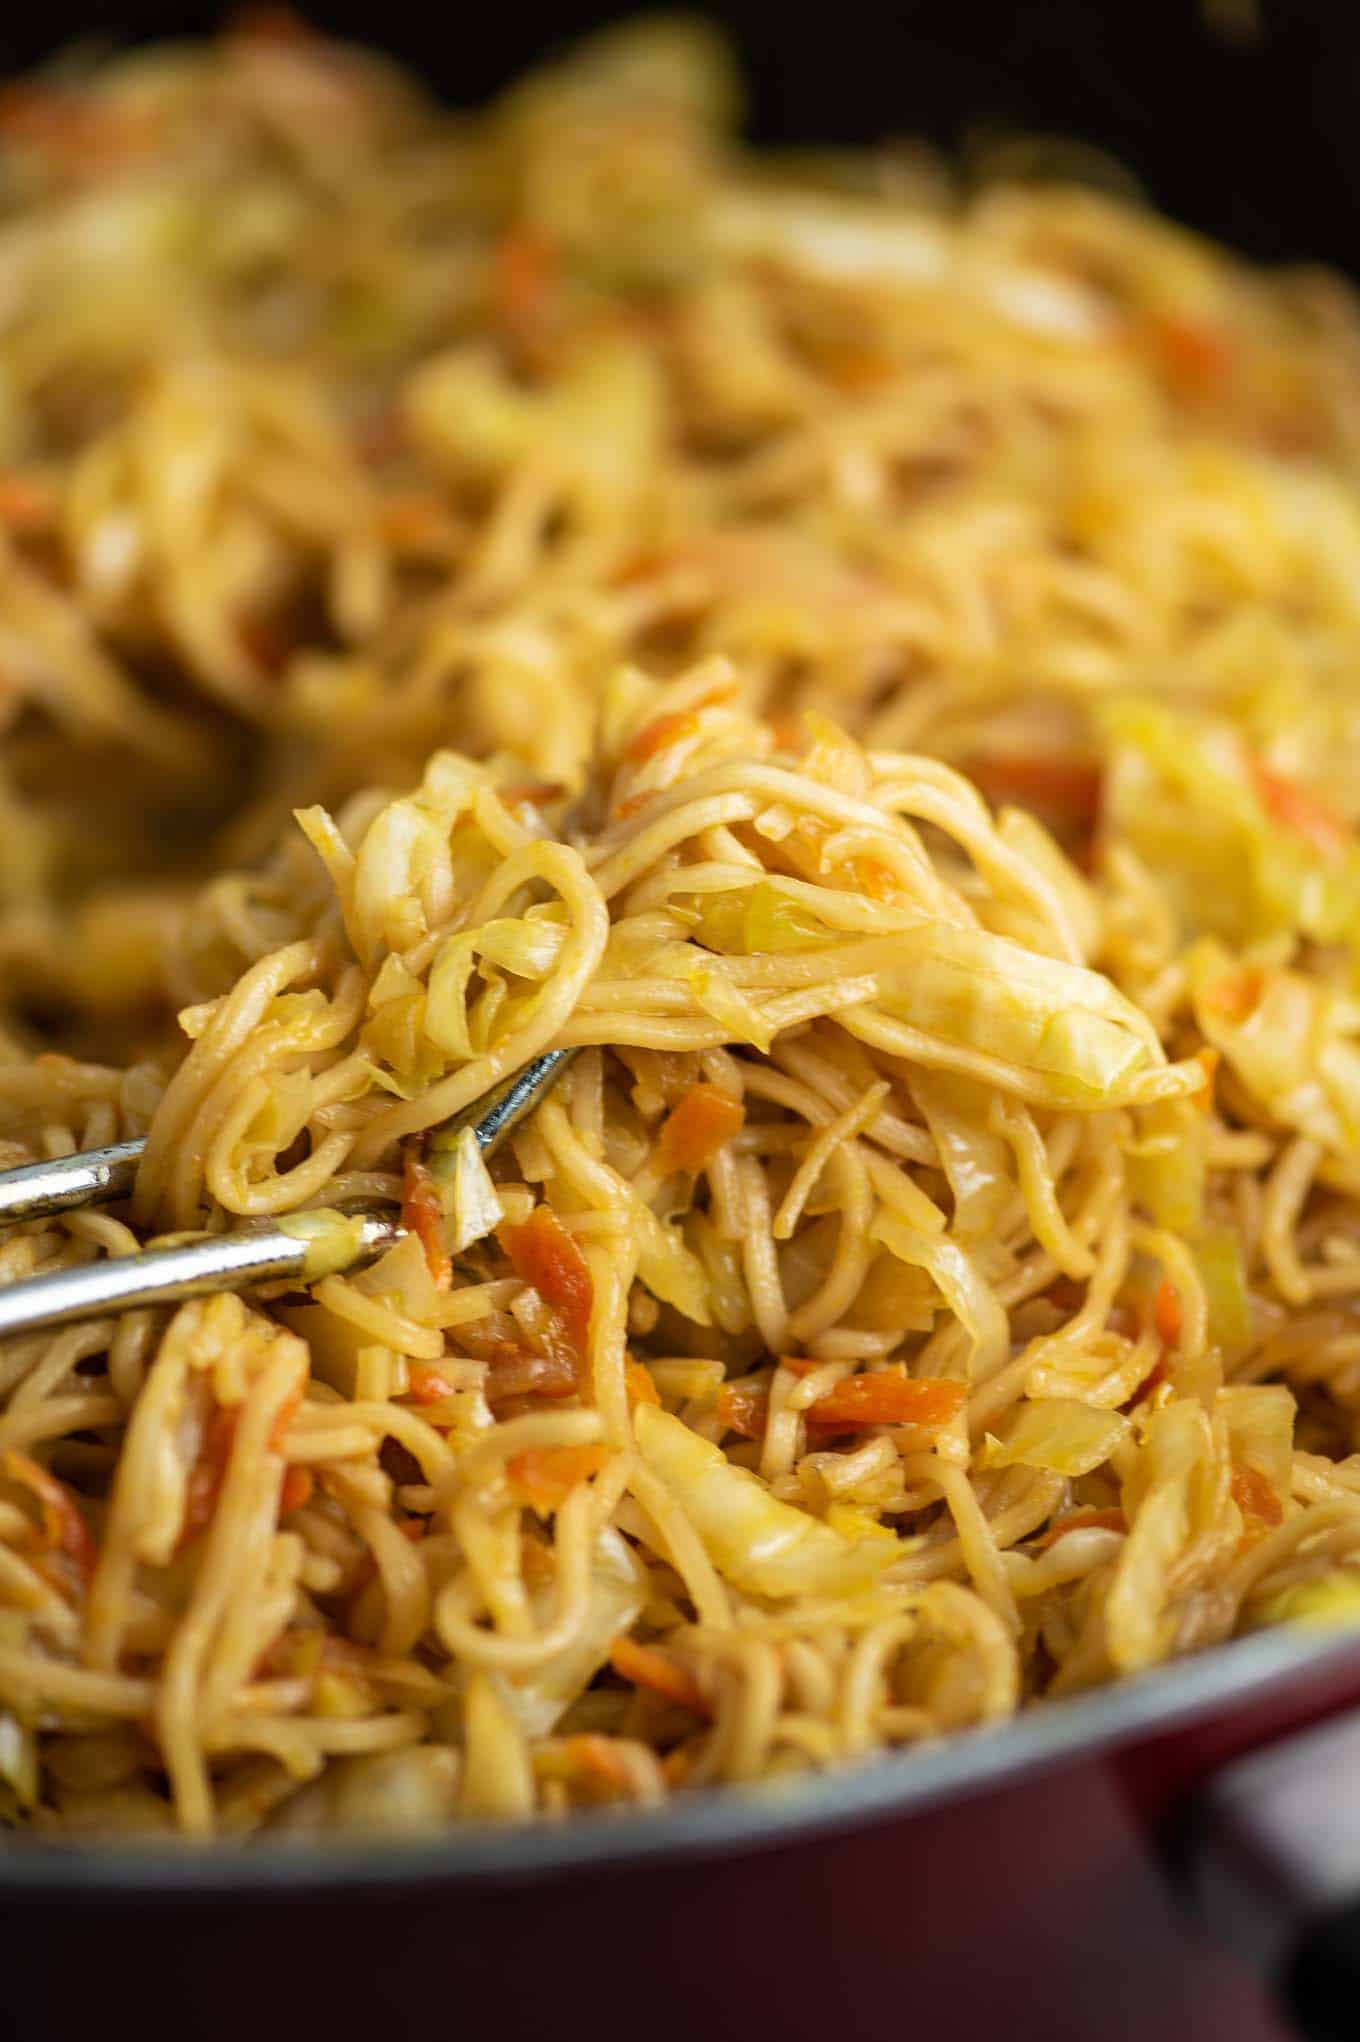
[655,1083,746,1176]
[407,1365,459,1405]
[1153,1276,1183,1350]
[1193,1046,1220,1112]
[558,1734,632,1793]
[401,1148,451,1290]
[507,1443,608,1512]
[268,1386,304,1454]
[625,1359,661,1408]
[610,1636,710,1716]
[491,224,560,372]
[4,1451,97,1584]
[499,780,565,810]
[1036,1507,1127,1549]
[1251,761,1350,860]
[715,1381,768,1439]
[179,1406,240,1549]
[808,1374,967,1432]
[1231,1463,1284,1528]
[0,473,57,533]
[971,754,1103,823]
[374,492,460,554]
[502,1206,593,1355]
[625,709,701,764]
[1141,312,1236,400]
[613,789,658,821]
[1202,967,1265,1025]
[0,85,150,170]
[279,1465,314,1516]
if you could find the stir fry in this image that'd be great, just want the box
[1,17,1360,1838]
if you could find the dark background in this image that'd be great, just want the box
[2,0,1360,273]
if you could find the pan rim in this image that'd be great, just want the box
[1,1624,1356,1901]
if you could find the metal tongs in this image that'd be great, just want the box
[0,1048,577,1341]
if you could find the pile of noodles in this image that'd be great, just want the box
[2,18,1360,1839]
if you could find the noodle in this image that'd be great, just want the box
[1,15,1360,1840]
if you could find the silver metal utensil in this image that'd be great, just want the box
[0,1046,576,1340]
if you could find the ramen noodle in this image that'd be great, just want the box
[1,17,1360,1839]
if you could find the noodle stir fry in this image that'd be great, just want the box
[3,17,1360,1838]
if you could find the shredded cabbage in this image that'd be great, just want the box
[872,1207,1009,1379]
[633,1404,894,1598]
[1102,697,1360,951]
[1253,1571,1360,1631]
[875,920,1166,1104]
[503,1530,646,1736]
[1189,940,1360,1156]
[277,1209,368,1281]
[429,1125,502,1254]
[982,1399,1130,1477]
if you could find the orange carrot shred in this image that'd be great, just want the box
[1202,968,1265,1025]
[625,709,701,764]
[492,224,561,372]
[268,1387,304,1454]
[0,473,57,533]
[610,1636,710,1717]
[655,1084,746,1176]
[808,1374,967,1432]
[625,1359,661,1408]
[558,1734,632,1792]
[1231,1464,1284,1528]
[4,1451,97,1584]
[0,85,150,171]
[375,493,460,554]
[1036,1507,1127,1549]
[408,1366,458,1405]
[970,754,1103,824]
[402,1149,451,1290]
[279,1466,314,1516]
[715,1382,769,1439]
[613,789,658,821]
[1193,1047,1220,1112]
[179,1407,240,1550]
[1153,1276,1183,1351]
[502,1206,593,1356]
[499,780,565,810]
[1251,761,1350,860]
[507,1443,608,1512]
[1142,312,1236,400]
